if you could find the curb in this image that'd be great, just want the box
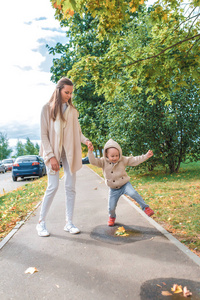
[87,166,200,267]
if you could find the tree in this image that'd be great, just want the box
[24,138,37,155]
[50,1,200,102]
[15,139,40,157]
[15,140,25,157]
[35,143,40,155]
[48,2,200,172]
[0,132,12,160]
[104,79,200,173]
[51,0,200,42]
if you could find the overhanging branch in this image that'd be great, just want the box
[124,34,200,67]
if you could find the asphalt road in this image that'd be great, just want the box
[0,171,39,195]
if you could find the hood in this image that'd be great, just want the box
[103,139,122,161]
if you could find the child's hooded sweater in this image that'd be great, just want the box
[88,139,148,189]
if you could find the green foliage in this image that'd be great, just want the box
[104,80,200,173]
[24,138,39,155]
[15,140,25,157]
[0,132,12,160]
[49,2,200,173]
[67,5,200,101]
[15,138,39,157]
[51,0,200,42]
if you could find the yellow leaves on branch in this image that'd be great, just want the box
[129,0,144,13]
[52,0,75,18]
[131,7,136,13]
[51,0,146,25]
[64,8,74,16]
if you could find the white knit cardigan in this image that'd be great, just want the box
[40,103,89,173]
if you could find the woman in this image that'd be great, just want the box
[36,77,93,237]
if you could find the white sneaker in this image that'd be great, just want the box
[36,221,50,237]
[64,224,80,234]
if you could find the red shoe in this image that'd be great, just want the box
[108,217,116,226]
[144,207,154,217]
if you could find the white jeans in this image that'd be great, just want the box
[39,150,76,225]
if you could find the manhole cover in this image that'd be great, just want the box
[90,224,161,245]
[140,278,200,300]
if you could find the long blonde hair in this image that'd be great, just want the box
[49,77,75,121]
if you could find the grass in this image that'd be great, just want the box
[88,161,200,257]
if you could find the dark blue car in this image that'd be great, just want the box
[12,155,46,181]
[82,156,90,164]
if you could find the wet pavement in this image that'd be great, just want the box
[0,165,200,300]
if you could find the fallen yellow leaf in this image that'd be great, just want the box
[162,291,172,296]
[116,226,125,232]
[115,226,129,236]
[25,267,38,274]
[171,284,182,293]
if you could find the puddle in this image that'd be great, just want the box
[90,224,161,245]
[140,278,200,300]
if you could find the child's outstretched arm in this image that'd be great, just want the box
[124,150,153,167]
[146,150,153,158]
[88,150,104,168]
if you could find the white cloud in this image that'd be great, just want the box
[0,0,67,138]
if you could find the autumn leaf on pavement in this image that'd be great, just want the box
[162,291,172,296]
[115,226,129,236]
[183,286,192,297]
[25,267,38,274]
[171,284,182,293]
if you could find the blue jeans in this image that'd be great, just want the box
[108,181,149,218]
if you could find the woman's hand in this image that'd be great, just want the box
[50,157,60,171]
[146,150,153,158]
[86,140,94,151]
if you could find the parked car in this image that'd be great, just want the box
[0,164,6,173]
[82,156,90,164]
[12,155,46,181]
[2,158,15,171]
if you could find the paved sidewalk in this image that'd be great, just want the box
[0,166,200,300]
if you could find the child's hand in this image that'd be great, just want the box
[146,150,153,158]
[86,140,94,151]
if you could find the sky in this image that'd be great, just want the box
[0,0,67,149]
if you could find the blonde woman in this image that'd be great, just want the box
[37,78,93,237]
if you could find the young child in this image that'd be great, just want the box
[88,139,154,226]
